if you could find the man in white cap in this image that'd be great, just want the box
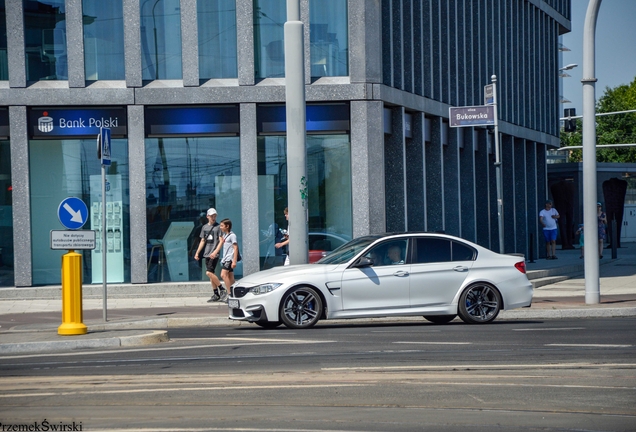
[194,208,227,301]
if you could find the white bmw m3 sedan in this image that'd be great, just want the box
[227,233,533,329]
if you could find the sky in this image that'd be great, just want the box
[560,0,636,114]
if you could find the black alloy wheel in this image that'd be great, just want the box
[280,286,323,329]
[457,283,502,324]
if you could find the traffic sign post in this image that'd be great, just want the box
[55,197,90,336]
[99,127,111,322]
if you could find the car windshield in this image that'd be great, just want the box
[316,236,382,264]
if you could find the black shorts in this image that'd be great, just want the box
[205,256,219,273]
[221,261,234,272]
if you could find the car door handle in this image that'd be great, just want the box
[453,266,469,272]
[393,271,409,277]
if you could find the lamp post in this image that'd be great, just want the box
[284,0,308,264]
[582,0,602,304]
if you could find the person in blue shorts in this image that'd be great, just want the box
[539,200,560,259]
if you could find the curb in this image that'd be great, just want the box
[0,330,168,355]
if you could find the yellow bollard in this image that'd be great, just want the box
[58,250,87,335]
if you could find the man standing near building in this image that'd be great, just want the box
[539,200,560,260]
[194,208,226,301]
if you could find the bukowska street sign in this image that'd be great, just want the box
[449,105,495,127]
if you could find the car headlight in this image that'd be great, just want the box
[250,283,283,295]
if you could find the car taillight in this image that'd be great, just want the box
[514,261,526,274]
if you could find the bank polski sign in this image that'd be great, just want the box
[29,107,127,138]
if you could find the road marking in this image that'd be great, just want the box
[322,362,636,371]
[546,344,632,348]
[393,341,472,345]
[513,327,585,331]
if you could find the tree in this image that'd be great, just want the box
[560,76,636,162]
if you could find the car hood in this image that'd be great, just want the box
[236,263,343,287]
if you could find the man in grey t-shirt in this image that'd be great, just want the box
[194,208,226,302]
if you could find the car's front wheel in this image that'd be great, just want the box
[458,283,502,324]
[280,286,322,329]
[423,314,457,324]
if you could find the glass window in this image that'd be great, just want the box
[145,137,242,282]
[309,0,348,77]
[0,140,12,286]
[83,0,125,80]
[0,1,7,80]
[254,0,349,79]
[197,0,237,79]
[29,139,130,285]
[254,0,285,79]
[25,0,68,81]
[140,0,182,80]
[414,238,452,263]
[257,134,352,269]
[364,239,409,267]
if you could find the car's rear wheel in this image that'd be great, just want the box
[254,321,282,329]
[423,314,457,324]
[280,286,322,329]
[458,283,502,324]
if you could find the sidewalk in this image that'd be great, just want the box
[1,243,635,355]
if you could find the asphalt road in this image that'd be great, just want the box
[1,318,635,432]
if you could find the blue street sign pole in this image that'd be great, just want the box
[99,127,111,322]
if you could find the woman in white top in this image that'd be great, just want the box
[213,218,239,298]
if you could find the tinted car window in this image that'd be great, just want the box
[364,239,409,267]
[452,241,476,261]
[415,238,451,263]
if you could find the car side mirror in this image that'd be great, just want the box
[355,257,373,267]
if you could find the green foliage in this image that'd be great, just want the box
[560,76,636,162]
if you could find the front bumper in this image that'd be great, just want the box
[228,300,271,323]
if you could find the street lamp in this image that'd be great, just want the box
[559,63,578,71]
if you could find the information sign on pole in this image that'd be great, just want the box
[50,230,96,250]
[449,105,495,127]
[484,84,494,105]
[100,127,111,166]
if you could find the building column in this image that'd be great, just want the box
[350,100,385,237]
[513,137,527,255]
[474,129,490,248]
[406,112,425,232]
[180,0,199,87]
[240,103,259,276]
[6,0,26,88]
[444,122,460,237]
[9,106,31,286]
[348,0,382,84]
[502,134,515,253]
[236,0,254,86]
[123,0,142,87]
[385,106,406,232]
[128,105,147,283]
[425,117,443,232]
[525,140,538,259]
[66,0,86,88]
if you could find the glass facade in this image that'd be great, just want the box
[257,134,352,269]
[24,0,68,81]
[0,140,12,286]
[197,0,237,79]
[0,1,7,80]
[140,0,182,80]
[254,0,349,79]
[309,0,348,77]
[145,137,242,282]
[82,0,125,80]
[29,138,130,285]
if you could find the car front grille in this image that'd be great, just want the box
[233,286,250,298]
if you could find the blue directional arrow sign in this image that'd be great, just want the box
[58,197,89,230]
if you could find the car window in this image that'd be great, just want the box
[414,238,451,263]
[364,239,408,266]
[317,236,381,264]
[452,241,476,261]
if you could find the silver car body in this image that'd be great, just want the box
[228,233,533,325]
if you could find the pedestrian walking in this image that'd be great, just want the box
[194,208,226,302]
[214,218,240,300]
[539,200,560,259]
[597,202,607,259]
[576,224,584,258]
[275,207,290,265]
